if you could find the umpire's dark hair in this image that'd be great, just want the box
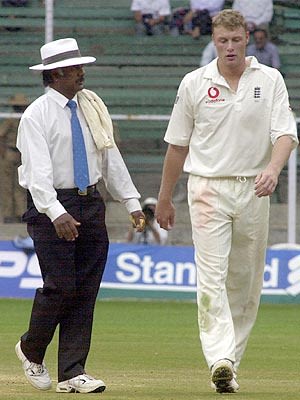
[42,70,54,87]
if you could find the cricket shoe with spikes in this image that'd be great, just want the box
[211,359,239,393]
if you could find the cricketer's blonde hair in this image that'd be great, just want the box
[212,9,248,33]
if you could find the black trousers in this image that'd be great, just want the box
[20,189,109,382]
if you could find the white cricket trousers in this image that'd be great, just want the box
[187,175,270,370]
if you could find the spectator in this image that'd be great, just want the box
[0,93,29,223]
[127,197,168,244]
[200,40,217,66]
[247,28,281,69]
[130,0,171,36]
[232,0,273,32]
[170,0,224,38]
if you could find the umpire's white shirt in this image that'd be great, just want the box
[165,56,298,177]
[17,88,141,221]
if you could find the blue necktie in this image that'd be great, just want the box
[67,100,90,192]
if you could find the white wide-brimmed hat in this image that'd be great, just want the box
[29,38,96,71]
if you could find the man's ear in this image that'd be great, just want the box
[52,68,64,80]
[50,69,59,82]
[246,31,250,45]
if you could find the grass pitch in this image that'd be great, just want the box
[0,298,299,400]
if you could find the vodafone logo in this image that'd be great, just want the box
[205,87,225,104]
[208,87,220,99]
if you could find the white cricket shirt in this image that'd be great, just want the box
[165,57,298,177]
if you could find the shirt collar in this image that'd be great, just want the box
[203,56,261,84]
[47,87,78,108]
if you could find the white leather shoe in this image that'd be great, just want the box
[211,359,238,393]
[15,341,51,390]
[56,374,106,393]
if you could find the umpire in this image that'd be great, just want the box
[15,38,145,394]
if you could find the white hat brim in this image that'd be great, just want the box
[29,56,96,70]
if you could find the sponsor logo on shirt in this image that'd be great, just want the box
[205,87,225,104]
[208,87,220,98]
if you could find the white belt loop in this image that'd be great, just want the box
[236,176,247,183]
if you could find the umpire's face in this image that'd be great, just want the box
[51,65,85,99]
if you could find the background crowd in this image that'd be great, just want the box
[131,0,274,38]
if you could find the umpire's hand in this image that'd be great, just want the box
[130,210,146,232]
[53,212,81,241]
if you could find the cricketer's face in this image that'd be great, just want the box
[213,26,249,69]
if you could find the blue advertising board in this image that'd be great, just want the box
[0,241,300,302]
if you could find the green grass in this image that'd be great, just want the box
[0,299,299,399]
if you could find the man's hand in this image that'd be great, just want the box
[155,198,175,231]
[53,212,81,241]
[255,136,296,198]
[254,166,279,198]
[130,210,146,232]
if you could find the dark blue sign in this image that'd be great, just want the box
[0,241,300,299]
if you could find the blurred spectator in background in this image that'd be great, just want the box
[170,0,224,38]
[131,0,171,36]
[247,28,281,70]
[127,197,168,244]
[200,40,217,66]
[232,0,273,33]
[1,0,28,31]
[0,93,29,223]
